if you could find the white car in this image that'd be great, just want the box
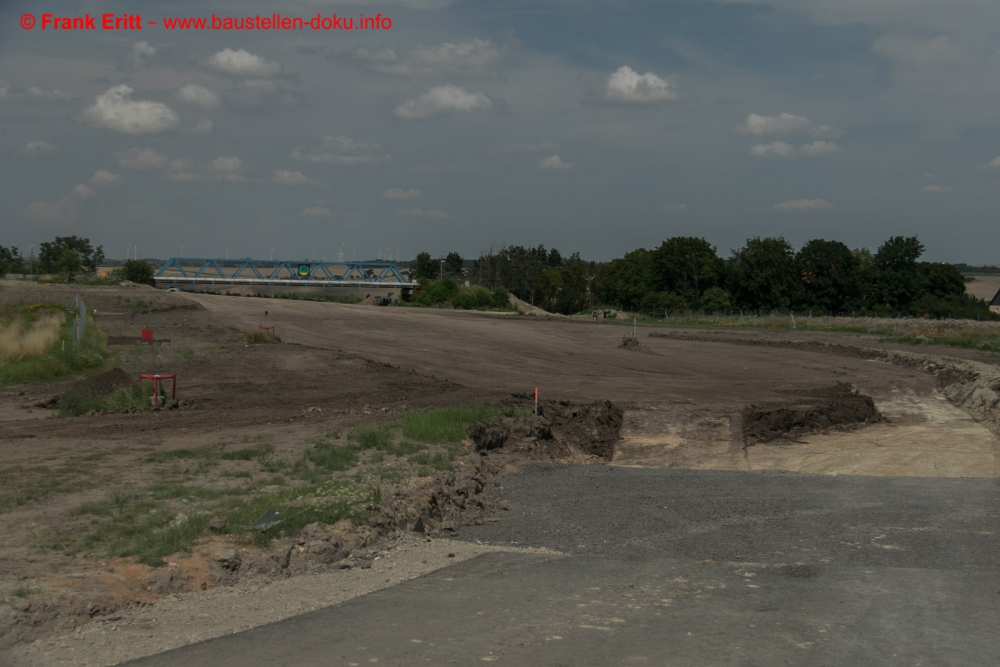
[167,287,178,292]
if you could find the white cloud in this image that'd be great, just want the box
[605,66,676,103]
[540,155,573,171]
[799,141,842,156]
[751,141,798,157]
[71,184,97,199]
[500,141,557,153]
[178,83,222,109]
[922,184,950,193]
[300,206,331,218]
[131,41,156,67]
[662,204,687,212]
[242,79,278,93]
[18,141,58,157]
[985,156,1000,168]
[27,87,73,101]
[272,169,314,185]
[206,48,280,77]
[321,136,367,152]
[740,113,813,135]
[395,208,450,219]
[190,118,214,134]
[24,198,78,224]
[90,170,122,187]
[394,84,492,119]
[345,38,504,75]
[116,148,168,169]
[773,199,833,210]
[383,188,421,200]
[741,113,845,138]
[164,156,246,183]
[751,141,841,157]
[83,85,180,135]
[0,84,72,101]
[290,135,388,165]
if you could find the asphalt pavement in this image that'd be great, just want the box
[126,466,1000,666]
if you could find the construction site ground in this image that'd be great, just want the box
[0,282,997,666]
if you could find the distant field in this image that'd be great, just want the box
[965,275,1000,301]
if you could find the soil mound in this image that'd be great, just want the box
[64,368,132,400]
[618,336,654,353]
[742,383,883,445]
[467,399,624,461]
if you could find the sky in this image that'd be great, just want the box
[2,0,1000,264]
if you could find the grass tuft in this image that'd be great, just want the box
[402,405,529,444]
[242,329,281,345]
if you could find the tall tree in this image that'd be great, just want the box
[444,252,464,277]
[651,237,724,307]
[414,251,437,281]
[0,246,23,274]
[728,237,797,311]
[795,239,860,313]
[594,248,655,310]
[872,236,924,310]
[39,236,104,273]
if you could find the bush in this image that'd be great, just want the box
[701,286,732,312]
[120,260,154,286]
[242,329,281,345]
[453,288,494,310]
[639,291,689,314]
[412,278,459,305]
[491,287,511,309]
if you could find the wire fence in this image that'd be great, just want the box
[72,294,88,345]
[596,307,1000,339]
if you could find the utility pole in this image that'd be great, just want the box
[226,246,230,259]
[440,256,444,281]
[270,245,274,261]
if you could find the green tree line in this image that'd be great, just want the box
[441,236,994,319]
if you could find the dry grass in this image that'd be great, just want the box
[242,328,281,345]
[0,313,64,363]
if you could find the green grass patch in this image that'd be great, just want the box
[880,333,1000,353]
[348,424,394,450]
[402,405,529,444]
[58,382,152,417]
[220,443,274,461]
[0,313,107,386]
[408,451,455,472]
[272,293,362,305]
[0,463,105,513]
[219,480,373,547]
[147,446,218,464]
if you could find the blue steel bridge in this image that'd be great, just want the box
[154,258,415,290]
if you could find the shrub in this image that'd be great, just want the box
[242,329,281,345]
[120,260,154,285]
[491,287,511,309]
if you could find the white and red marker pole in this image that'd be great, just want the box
[534,387,538,416]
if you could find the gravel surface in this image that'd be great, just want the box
[460,464,1000,569]
[2,536,560,667]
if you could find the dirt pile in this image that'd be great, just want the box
[618,336,654,353]
[742,383,883,445]
[467,399,624,461]
[64,368,132,401]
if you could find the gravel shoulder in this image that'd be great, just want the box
[2,535,560,667]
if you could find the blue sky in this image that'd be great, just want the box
[2,0,1000,263]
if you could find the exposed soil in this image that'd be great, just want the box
[741,383,883,445]
[61,368,132,401]
[618,336,655,353]
[1,282,997,665]
[467,399,624,461]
